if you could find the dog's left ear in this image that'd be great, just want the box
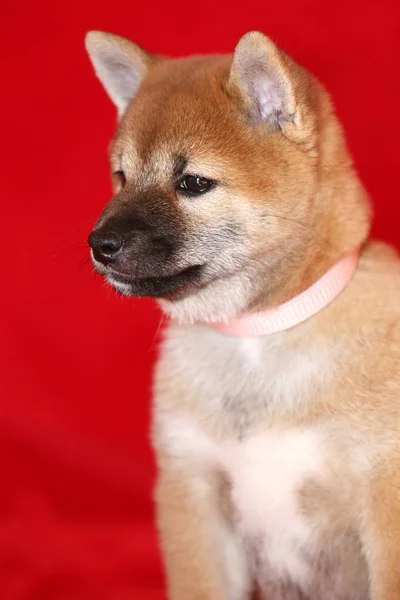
[227,31,308,133]
[85,31,155,117]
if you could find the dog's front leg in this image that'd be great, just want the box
[363,457,400,600]
[155,469,250,600]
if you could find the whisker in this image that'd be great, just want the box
[76,257,91,273]
[149,312,166,352]
[246,255,280,279]
[169,298,185,319]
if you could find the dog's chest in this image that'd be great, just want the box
[157,327,337,592]
[226,431,323,589]
[163,415,324,592]
[161,326,331,421]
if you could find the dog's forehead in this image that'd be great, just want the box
[112,57,245,177]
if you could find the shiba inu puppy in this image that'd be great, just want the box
[85,30,400,600]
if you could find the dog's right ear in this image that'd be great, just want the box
[85,31,154,117]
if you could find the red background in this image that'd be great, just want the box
[1,1,399,598]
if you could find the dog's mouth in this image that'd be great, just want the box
[103,264,205,298]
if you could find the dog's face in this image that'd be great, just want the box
[86,32,369,324]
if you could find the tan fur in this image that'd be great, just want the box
[86,30,400,600]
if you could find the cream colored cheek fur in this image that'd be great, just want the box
[158,272,257,325]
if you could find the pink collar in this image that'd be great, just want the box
[209,249,360,337]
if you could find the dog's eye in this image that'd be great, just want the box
[178,175,213,196]
[113,170,126,188]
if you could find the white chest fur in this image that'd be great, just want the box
[155,324,336,593]
[160,323,334,416]
[228,430,324,590]
[161,416,326,592]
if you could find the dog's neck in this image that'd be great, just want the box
[207,248,360,337]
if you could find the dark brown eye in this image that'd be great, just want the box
[178,175,214,196]
[113,170,126,188]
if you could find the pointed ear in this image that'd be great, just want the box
[227,31,301,129]
[85,31,154,117]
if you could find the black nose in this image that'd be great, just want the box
[88,230,123,264]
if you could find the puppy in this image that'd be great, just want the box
[85,30,400,600]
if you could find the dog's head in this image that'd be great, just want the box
[86,31,370,324]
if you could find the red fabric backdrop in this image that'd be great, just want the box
[0,1,399,598]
